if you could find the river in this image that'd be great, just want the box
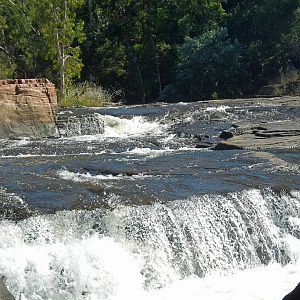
[0,99,299,299]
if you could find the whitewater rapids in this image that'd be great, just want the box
[0,99,299,299]
[0,189,300,300]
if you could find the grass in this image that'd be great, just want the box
[58,82,123,108]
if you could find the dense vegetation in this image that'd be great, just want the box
[1,0,300,104]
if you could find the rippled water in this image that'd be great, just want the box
[0,99,299,299]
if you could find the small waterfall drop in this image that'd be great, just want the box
[57,114,105,137]
[0,189,299,299]
[57,113,165,138]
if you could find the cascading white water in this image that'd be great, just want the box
[0,189,299,300]
[57,114,105,137]
[58,114,166,139]
[100,115,166,138]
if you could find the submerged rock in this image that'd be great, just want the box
[195,142,212,149]
[0,279,15,300]
[0,189,35,221]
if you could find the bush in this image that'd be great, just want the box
[162,27,247,102]
[58,82,124,107]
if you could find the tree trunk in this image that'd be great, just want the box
[88,0,92,22]
[137,64,146,104]
[56,28,65,96]
[59,0,67,96]
[60,52,65,96]
[152,38,162,99]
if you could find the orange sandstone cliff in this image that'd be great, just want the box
[0,79,59,138]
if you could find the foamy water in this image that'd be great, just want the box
[57,169,154,182]
[1,100,299,300]
[204,105,230,112]
[59,114,167,142]
[0,189,299,300]
[101,115,166,138]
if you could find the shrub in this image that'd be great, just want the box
[58,82,124,107]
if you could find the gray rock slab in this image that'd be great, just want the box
[215,119,300,150]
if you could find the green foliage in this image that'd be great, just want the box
[58,82,123,108]
[39,0,85,92]
[285,7,300,71]
[0,0,85,91]
[80,0,225,103]
[1,0,300,103]
[163,28,246,101]
[225,0,300,89]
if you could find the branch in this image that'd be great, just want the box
[7,0,16,6]
[0,45,9,55]
[63,54,72,62]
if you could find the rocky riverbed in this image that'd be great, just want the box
[211,97,300,150]
[0,96,299,300]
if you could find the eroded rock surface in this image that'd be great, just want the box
[215,120,300,150]
[0,79,59,139]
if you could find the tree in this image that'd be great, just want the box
[0,0,85,92]
[0,14,16,78]
[163,27,246,101]
[286,7,300,70]
[80,0,225,103]
[0,0,41,78]
[39,0,85,95]
[224,0,300,90]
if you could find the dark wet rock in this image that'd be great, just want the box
[283,283,300,300]
[219,130,234,140]
[195,143,212,149]
[0,278,15,300]
[252,126,268,131]
[213,142,243,150]
[0,190,35,221]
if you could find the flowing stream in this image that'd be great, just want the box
[0,99,299,299]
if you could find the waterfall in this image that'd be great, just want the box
[57,113,165,138]
[0,189,299,299]
[57,114,105,137]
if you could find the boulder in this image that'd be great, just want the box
[0,279,15,300]
[0,79,59,139]
[219,130,234,140]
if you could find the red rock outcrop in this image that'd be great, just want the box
[0,79,59,138]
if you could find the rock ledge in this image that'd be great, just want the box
[0,79,59,139]
[214,120,300,150]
